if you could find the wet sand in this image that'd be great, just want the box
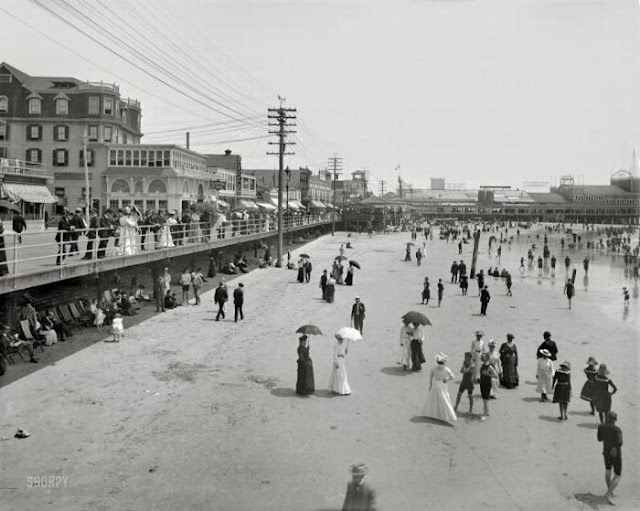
[1,225,638,510]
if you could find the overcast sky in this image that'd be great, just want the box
[1,0,639,191]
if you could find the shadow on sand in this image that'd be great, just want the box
[573,492,610,510]
[270,387,303,398]
[380,366,413,376]
[538,415,562,423]
[577,422,599,430]
[410,416,454,428]
[521,396,543,403]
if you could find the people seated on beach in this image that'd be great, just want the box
[164,291,178,310]
[221,260,237,275]
[134,284,151,302]
[500,268,509,278]
[234,255,249,273]
[0,324,38,363]
[43,310,70,341]
[37,316,58,345]
[346,241,353,249]
[114,292,136,316]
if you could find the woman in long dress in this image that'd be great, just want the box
[579,356,598,415]
[499,334,519,388]
[421,277,430,305]
[158,212,176,248]
[397,323,413,370]
[592,364,617,424]
[0,223,8,276]
[118,206,140,255]
[328,336,351,395]
[296,335,315,395]
[421,353,457,425]
[344,264,354,286]
[409,322,426,372]
[536,349,554,402]
[487,339,502,398]
[297,259,305,283]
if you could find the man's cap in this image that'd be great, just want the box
[543,331,551,339]
[607,411,617,421]
[506,333,515,339]
[475,330,484,336]
[355,296,360,299]
[350,463,368,476]
[238,283,244,287]
[75,207,82,213]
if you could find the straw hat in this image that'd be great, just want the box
[488,338,496,347]
[350,463,369,476]
[586,356,598,366]
[540,349,552,358]
[435,352,448,363]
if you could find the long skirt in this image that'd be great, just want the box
[397,342,412,368]
[410,339,426,370]
[421,381,457,424]
[536,369,553,394]
[345,272,353,286]
[296,360,315,395]
[580,380,595,402]
[328,359,350,395]
[553,382,571,404]
[501,359,519,388]
[297,268,305,282]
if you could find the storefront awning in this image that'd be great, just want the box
[287,201,300,210]
[293,200,305,209]
[216,199,229,208]
[2,183,56,203]
[309,200,327,209]
[239,200,259,210]
[256,201,277,210]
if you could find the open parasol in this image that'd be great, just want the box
[335,327,363,342]
[0,200,21,213]
[299,253,310,259]
[406,242,415,247]
[296,324,323,336]
[335,255,348,261]
[401,311,432,326]
[348,260,361,269]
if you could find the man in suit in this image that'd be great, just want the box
[97,209,113,259]
[69,207,86,256]
[12,211,27,244]
[233,282,244,322]
[536,331,558,361]
[214,280,228,321]
[480,285,490,315]
[82,209,99,259]
[342,463,376,511]
[351,296,366,334]
[55,211,72,265]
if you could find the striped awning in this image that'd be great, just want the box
[309,200,326,209]
[239,200,259,210]
[287,201,300,210]
[256,201,276,210]
[293,200,305,209]
[2,183,56,203]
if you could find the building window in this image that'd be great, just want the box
[122,109,127,123]
[104,126,112,141]
[111,179,130,193]
[88,97,100,115]
[53,149,69,166]
[158,199,168,211]
[26,148,42,163]
[104,97,114,115]
[148,179,167,194]
[54,125,69,141]
[0,123,6,140]
[134,199,143,210]
[79,149,94,166]
[27,125,42,140]
[123,133,128,144]
[133,150,140,166]
[28,97,41,114]
[88,125,98,141]
[125,150,132,166]
[109,200,119,210]
[163,151,170,166]
[146,199,156,211]
[55,98,69,115]
[0,96,7,113]
[121,199,130,208]
[140,150,147,166]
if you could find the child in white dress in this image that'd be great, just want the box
[111,313,124,342]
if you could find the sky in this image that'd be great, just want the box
[1,0,639,192]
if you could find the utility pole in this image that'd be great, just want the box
[267,98,296,267]
[328,154,343,235]
[82,129,90,226]
[380,180,386,229]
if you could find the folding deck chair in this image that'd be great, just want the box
[18,320,46,352]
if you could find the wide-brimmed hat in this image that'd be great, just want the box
[586,356,598,366]
[506,333,515,340]
[540,349,551,358]
[488,339,496,346]
[435,352,448,363]
[350,463,369,476]
[560,361,571,370]
[597,364,609,376]
[474,330,484,336]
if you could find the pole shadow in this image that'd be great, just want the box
[380,366,413,376]
[568,410,594,417]
[410,416,454,428]
[576,422,599,430]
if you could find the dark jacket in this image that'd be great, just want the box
[98,216,113,238]
[214,286,228,304]
[12,214,27,233]
[536,339,558,361]
[233,287,244,304]
[351,302,366,319]
[87,215,99,239]
[55,217,71,242]
[480,288,490,303]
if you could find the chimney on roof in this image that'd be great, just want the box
[225,149,232,155]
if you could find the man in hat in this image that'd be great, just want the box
[0,323,38,364]
[450,260,459,283]
[69,206,87,256]
[597,411,623,505]
[55,210,73,265]
[11,210,27,244]
[233,283,244,322]
[82,209,99,260]
[97,209,114,259]
[351,297,366,334]
[214,280,228,321]
[342,463,377,511]
[479,285,490,315]
[536,331,558,361]
[470,331,487,382]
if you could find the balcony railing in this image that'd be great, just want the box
[122,97,141,109]
[0,158,51,178]
[77,81,120,93]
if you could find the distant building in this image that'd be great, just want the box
[430,177,445,190]
[206,150,256,208]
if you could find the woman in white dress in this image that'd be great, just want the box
[397,323,413,370]
[118,206,141,256]
[421,353,457,424]
[158,212,176,248]
[487,339,502,398]
[328,337,351,395]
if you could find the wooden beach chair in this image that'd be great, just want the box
[18,320,46,352]
[58,304,78,326]
[69,302,92,327]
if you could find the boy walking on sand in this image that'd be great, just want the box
[454,352,474,414]
[597,411,622,505]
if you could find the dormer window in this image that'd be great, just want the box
[0,96,7,113]
[28,97,42,114]
[55,97,69,115]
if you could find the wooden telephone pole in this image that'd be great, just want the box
[267,98,296,267]
[328,154,342,235]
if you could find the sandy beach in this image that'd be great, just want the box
[1,225,638,511]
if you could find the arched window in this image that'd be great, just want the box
[111,179,130,193]
[134,179,144,193]
[148,179,167,194]
[0,96,7,113]
[182,181,190,194]
[197,183,204,199]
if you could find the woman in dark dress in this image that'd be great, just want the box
[579,356,598,415]
[592,364,617,424]
[296,335,315,395]
[552,361,572,421]
[499,333,519,388]
[0,223,8,276]
[345,264,354,286]
[297,259,305,283]
[421,277,430,305]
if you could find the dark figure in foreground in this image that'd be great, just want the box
[597,411,622,506]
[214,281,228,321]
[342,463,377,511]
[296,335,315,395]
